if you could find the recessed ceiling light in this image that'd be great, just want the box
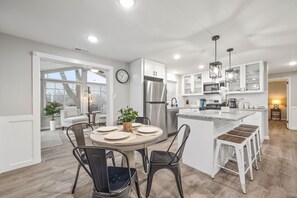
[90,69,99,73]
[119,0,135,8]
[289,61,297,66]
[174,54,181,60]
[87,35,98,43]
[198,65,205,69]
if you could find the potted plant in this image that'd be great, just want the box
[219,86,230,113]
[118,106,138,132]
[44,101,62,131]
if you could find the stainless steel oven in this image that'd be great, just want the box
[203,81,225,94]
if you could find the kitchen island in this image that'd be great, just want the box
[177,110,255,176]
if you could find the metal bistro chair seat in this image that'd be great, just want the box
[146,124,191,198]
[73,146,141,198]
[66,123,115,194]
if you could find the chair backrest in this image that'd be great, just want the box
[167,124,190,165]
[73,146,132,194]
[66,123,93,148]
[135,117,151,125]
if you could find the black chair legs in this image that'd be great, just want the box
[172,166,184,198]
[72,163,81,194]
[146,165,184,198]
[146,166,159,197]
[136,148,148,173]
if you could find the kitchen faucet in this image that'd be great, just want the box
[171,97,178,107]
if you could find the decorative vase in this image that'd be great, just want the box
[49,120,56,131]
[123,122,133,132]
[221,106,230,113]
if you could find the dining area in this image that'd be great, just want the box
[65,106,191,198]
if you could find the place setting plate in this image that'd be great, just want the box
[104,132,131,140]
[132,123,142,128]
[137,126,159,133]
[96,126,118,132]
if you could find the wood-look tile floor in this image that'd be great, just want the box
[0,121,297,198]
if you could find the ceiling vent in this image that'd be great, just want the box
[74,48,89,53]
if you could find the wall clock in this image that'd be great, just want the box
[116,69,129,83]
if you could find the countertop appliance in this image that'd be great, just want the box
[144,80,168,142]
[200,98,206,108]
[203,81,225,94]
[228,98,237,108]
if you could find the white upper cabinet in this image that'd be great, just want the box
[227,61,264,94]
[182,73,203,95]
[144,59,165,79]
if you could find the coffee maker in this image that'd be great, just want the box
[228,98,237,108]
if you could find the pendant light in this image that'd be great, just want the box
[225,48,234,82]
[209,35,222,79]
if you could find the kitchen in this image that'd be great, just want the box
[1,0,297,197]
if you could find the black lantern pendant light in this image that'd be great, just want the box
[225,48,234,82]
[209,35,222,79]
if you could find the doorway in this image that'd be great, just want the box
[32,52,114,160]
[268,78,291,129]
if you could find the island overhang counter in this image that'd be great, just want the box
[177,110,255,176]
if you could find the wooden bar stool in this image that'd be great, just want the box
[212,134,253,194]
[239,124,262,155]
[227,130,258,170]
[235,125,262,162]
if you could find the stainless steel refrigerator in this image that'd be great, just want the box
[144,80,168,142]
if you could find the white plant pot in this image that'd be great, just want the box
[221,106,230,113]
[50,120,56,131]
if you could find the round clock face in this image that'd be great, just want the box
[116,69,129,83]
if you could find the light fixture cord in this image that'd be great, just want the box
[215,39,217,62]
[229,51,231,68]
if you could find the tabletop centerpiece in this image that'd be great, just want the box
[118,106,138,132]
[219,86,230,113]
[44,101,62,131]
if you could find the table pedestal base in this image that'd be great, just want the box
[121,150,136,168]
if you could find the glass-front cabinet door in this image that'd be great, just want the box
[228,66,242,93]
[182,75,192,95]
[244,62,262,92]
[193,73,203,94]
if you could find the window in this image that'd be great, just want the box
[44,81,81,109]
[167,81,178,101]
[87,71,106,83]
[86,84,107,112]
[44,69,82,81]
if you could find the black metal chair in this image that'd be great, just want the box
[66,123,115,193]
[73,146,141,198]
[135,117,151,173]
[146,124,190,198]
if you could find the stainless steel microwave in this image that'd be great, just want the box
[203,81,225,94]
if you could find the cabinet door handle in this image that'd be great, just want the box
[153,71,155,76]
[156,71,158,76]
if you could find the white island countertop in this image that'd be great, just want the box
[177,109,255,121]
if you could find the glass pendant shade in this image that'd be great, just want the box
[225,48,234,82]
[209,61,222,79]
[209,35,222,79]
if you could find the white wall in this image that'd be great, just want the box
[0,33,130,121]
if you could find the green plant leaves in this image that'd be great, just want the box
[118,106,138,122]
[44,101,62,120]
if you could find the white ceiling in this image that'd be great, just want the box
[1,0,297,74]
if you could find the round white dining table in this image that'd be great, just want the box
[90,125,163,168]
